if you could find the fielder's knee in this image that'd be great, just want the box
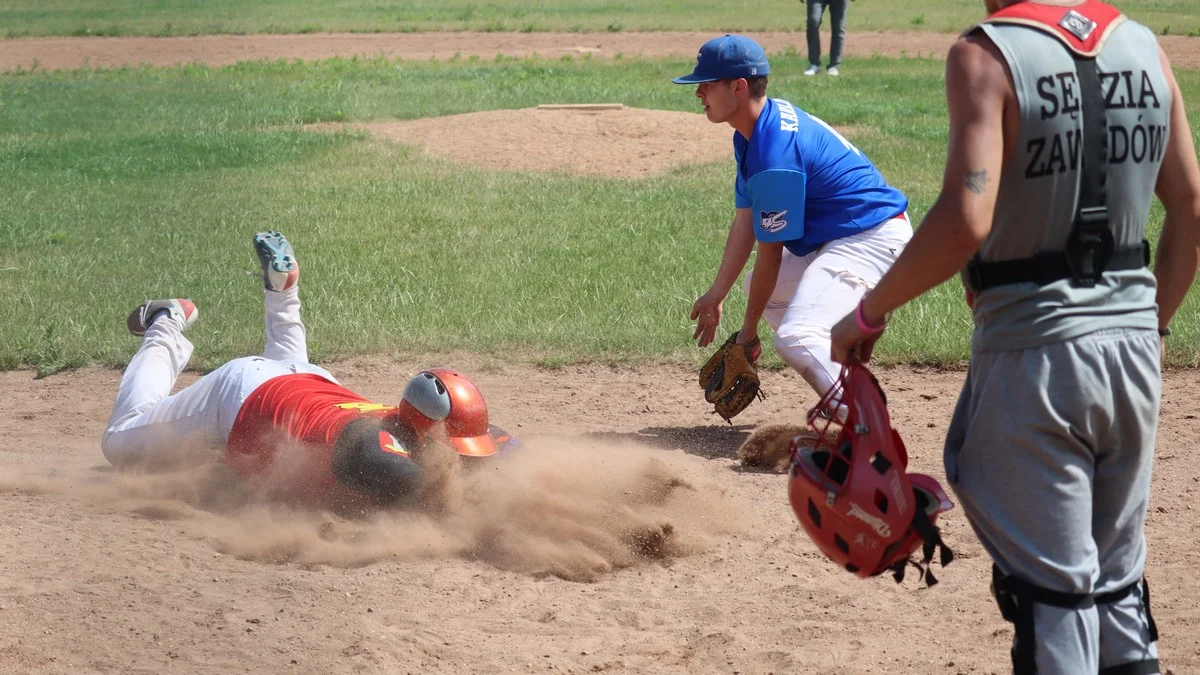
[774,332,837,394]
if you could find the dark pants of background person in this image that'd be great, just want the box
[807,0,848,68]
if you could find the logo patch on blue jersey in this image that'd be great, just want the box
[760,210,789,233]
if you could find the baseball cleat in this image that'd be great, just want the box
[252,230,299,292]
[126,299,198,336]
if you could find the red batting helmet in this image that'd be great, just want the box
[394,368,497,458]
[788,362,954,585]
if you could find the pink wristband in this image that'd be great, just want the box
[854,299,888,336]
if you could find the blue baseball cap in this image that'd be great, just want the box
[672,35,770,84]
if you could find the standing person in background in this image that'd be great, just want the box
[805,0,850,76]
[830,0,1200,671]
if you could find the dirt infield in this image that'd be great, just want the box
[2,30,1198,72]
[2,359,1199,673]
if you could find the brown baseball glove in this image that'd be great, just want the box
[699,331,766,422]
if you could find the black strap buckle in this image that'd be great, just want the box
[1075,205,1109,227]
[965,256,984,292]
[1064,206,1114,288]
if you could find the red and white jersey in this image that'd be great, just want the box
[225,373,403,499]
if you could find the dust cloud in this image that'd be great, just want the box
[2,438,743,582]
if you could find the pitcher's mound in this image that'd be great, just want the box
[310,105,733,178]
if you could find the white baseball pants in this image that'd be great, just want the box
[101,287,337,468]
[744,214,911,397]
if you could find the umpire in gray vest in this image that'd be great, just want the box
[829,1,1200,673]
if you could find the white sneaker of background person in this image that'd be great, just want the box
[804,64,820,76]
[827,66,840,76]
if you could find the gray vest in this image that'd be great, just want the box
[967,16,1169,353]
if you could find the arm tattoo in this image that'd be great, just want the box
[965,170,989,195]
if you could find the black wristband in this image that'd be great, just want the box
[1158,327,1171,337]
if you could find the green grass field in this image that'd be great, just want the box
[3,53,1199,373]
[1,0,1197,38]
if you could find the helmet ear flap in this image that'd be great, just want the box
[399,368,497,458]
[400,372,453,421]
[394,371,453,440]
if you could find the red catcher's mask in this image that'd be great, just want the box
[787,362,954,585]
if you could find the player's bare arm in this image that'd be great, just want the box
[739,240,784,344]
[1151,46,1200,334]
[691,207,755,347]
[831,35,1009,364]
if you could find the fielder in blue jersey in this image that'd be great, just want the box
[677,35,912,406]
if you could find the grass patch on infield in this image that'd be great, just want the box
[1,55,1198,372]
[0,0,1196,38]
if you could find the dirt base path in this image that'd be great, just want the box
[2,30,1199,72]
[2,359,1198,673]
